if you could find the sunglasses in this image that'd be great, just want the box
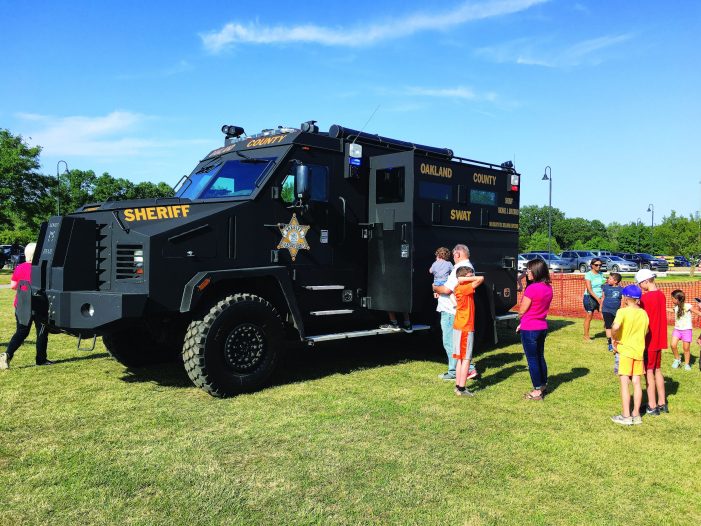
[592,264,602,267]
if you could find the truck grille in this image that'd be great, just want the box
[97,223,110,290]
[115,244,145,280]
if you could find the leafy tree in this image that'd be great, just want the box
[524,231,561,253]
[0,129,54,235]
[519,205,565,238]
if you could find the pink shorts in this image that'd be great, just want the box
[672,329,693,343]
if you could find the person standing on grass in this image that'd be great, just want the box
[583,258,605,342]
[635,269,668,415]
[451,266,484,397]
[601,272,623,352]
[610,285,648,426]
[0,243,52,370]
[516,259,553,401]
[668,290,699,371]
[433,244,476,381]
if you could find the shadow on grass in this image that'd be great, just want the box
[474,364,529,392]
[116,333,450,391]
[545,367,590,394]
[6,352,110,369]
[113,320,580,394]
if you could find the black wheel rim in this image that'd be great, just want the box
[224,323,266,373]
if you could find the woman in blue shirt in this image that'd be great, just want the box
[583,257,606,341]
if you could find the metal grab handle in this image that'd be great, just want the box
[401,223,407,242]
[338,196,346,243]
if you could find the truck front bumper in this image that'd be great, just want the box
[43,291,148,333]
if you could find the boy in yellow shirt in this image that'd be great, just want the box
[610,285,649,426]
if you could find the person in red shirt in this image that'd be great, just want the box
[635,269,668,415]
[451,266,484,397]
[0,243,51,370]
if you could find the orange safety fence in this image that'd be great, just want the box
[514,274,701,328]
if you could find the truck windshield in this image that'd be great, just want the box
[176,157,275,199]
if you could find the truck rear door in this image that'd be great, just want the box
[367,151,414,312]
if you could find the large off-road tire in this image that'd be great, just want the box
[103,327,179,367]
[182,293,284,397]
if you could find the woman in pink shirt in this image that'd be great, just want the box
[517,259,554,401]
[0,243,51,370]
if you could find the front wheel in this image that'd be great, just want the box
[182,293,284,397]
[579,263,588,273]
[643,263,651,270]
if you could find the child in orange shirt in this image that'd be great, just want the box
[452,266,485,397]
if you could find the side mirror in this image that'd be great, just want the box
[295,163,312,200]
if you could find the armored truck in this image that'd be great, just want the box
[31,121,521,396]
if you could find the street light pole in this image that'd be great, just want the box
[647,203,654,251]
[56,160,69,216]
[542,166,552,257]
[636,217,641,252]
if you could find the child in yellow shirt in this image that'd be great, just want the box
[610,285,649,426]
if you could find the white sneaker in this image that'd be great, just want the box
[671,359,681,369]
[611,414,633,426]
[684,364,692,371]
[0,352,9,370]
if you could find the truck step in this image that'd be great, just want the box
[303,285,345,290]
[306,324,431,343]
[309,309,354,316]
[495,313,519,322]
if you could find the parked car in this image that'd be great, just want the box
[656,255,675,268]
[590,250,613,258]
[600,255,638,273]
[559,250,604,273]
[520,253,576,273]
[517,254,528,272]
[674,255,690,267]
[617,253,669,272]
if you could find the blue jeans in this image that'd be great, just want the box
[521,329,548,389]
[440,312,457,375]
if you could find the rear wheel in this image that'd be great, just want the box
[182,293,283,397]
[611,265,620,272]
[579,263,587,273]
[643,263,651,270]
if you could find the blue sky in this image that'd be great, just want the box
[1,0,700,225]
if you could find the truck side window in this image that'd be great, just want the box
[418,181,452,201]
[470,189,496,206]
[376,167,405,204]
[310,165,328,202]
[281,165,329,204]
[281,174,295,204]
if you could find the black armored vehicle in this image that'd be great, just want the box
[31,121,521,396]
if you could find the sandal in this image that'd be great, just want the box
[524,391,544,401]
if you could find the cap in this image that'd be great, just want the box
[634,268,656,284]
[621,284,642,299]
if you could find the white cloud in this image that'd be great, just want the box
[477,33,634,68]
[200,0,548,52]
[16,111,206,157]
[406,86,498,102]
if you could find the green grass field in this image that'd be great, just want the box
[1,287,700,526]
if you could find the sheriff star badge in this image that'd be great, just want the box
[277,213,310,261]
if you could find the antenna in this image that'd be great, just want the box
[351,104,381,145]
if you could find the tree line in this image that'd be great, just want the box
[519,205,701,258]
[0,129,173,244]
